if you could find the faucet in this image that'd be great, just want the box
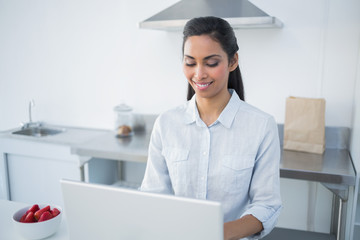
[21,99,40,129]
[29,99,35,123]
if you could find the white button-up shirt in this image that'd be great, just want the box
[141,89,282,239]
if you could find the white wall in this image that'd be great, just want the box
[0,0,184,130]
[1,0,359,131]
[1,0,360,235]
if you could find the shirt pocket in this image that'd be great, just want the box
[162,147,189,192]
[221,155,255,194]
[162,147,189,162]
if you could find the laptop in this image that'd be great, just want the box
[60,179,223,240]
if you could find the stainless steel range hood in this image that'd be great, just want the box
[139,0,283,31]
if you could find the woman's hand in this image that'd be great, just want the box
[223,214,263,240]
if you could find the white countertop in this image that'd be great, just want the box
[0,200,69,240]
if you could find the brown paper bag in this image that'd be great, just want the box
[283,96,326,154]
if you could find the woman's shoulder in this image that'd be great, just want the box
[155,101,190,124]
[229,90,273,121]
[235,101,278,135]
[237,100,274,121]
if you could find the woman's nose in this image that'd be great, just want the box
[194,65,207,80]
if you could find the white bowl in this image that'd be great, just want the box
[12,204,62,240]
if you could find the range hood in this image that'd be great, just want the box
[139,0,283,31]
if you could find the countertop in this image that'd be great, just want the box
[71,125,356,187]
[71,131,151,163]
[280,148,355,186]
[2,123,355,186]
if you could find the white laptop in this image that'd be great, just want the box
[60,179,223,240]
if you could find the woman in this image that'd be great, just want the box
[141,16,282,240]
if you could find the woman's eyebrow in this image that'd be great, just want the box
[184,54,221,60]
[204,54,221,60]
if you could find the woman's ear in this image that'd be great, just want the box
[229,53,239,72]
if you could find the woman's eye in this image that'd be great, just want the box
[207,62,219,67]
[185,62,196,67]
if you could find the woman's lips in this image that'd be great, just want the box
[192,80,213,90]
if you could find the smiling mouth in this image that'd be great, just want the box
[192,80,213,90]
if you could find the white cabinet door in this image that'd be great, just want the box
[7,153,80,207]
[0,137,82,206]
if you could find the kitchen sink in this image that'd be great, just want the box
[12,126,65,137]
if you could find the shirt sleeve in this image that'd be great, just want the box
[140,116,174,194]
[240,116,282,239]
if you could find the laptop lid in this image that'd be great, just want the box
[60,179,223,240]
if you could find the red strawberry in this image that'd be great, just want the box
[20,204,40,222]
[38,211,53,222]
[34,205,50,221]
[27,204,40,214]
[19,213,27,222]
[51,208,61,217]
[24,212,36,223]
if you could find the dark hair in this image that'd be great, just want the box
[182,16,245,101]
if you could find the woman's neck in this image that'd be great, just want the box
[196,90,231,126]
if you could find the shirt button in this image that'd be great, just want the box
[203,151,206,155]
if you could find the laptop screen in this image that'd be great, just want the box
[61,179,223,240]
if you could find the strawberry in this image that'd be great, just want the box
[19,213,27,222]
[38,211,53,222]
[24,212,36,223]
[51,208,61,217]
[34,205,50,221]
[20,204,40,222]
[27,204,40,214]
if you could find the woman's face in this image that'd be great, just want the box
[183,34,238,100]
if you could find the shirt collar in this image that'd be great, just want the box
[184,89,241,128]
[184,95,199,125]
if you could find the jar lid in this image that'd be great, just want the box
[114,103,133,112]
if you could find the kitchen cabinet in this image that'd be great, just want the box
[0,125,107,207]
[6,153,80,206]
[0,137,82,206]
